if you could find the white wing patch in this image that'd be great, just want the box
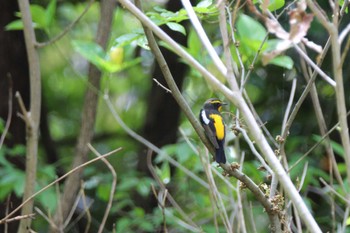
[201,110,210,125]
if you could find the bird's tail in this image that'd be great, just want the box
[215,147,226,164]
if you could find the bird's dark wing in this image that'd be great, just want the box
[203,124,220,148]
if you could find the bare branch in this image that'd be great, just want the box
[181,0,233,84]
[88,144,117,233]
[36,0,95,48]
[17,0,42,230]
[152,78,172,93]
[0,75,13,149]
[0,147,122,224]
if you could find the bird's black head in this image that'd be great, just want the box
[203,98,226,112]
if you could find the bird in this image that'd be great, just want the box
[199,98,227,164]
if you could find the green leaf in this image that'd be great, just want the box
[166,22,186,35]
[266,0,285,11]
[45,0,57,28]
[37,187,57,212]
[5,20,24,31]
[133,207,145,218]
[136,36,150,50]
[30,5,47,28]
[7,144,26,156]
[237,14,267,42]
[136,178,152,197]
[268,56,293,69]
[265,39,285,52]
[157,162,171,184]
[139,221,154,231]
[187,29,202,58]
[12,169,26,197]
[72,40,105,67]
[346,216,350,226]
[113,33,143,47]
[73,40,140,73]
[116,218,132,233]
[97,183,111,201]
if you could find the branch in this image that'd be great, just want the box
[181,0,232,83]
[36,0,95,48]
[133,0,215,158]
[0,147,122,225]
[88,144,117,233]
[218,1,239,90]
[0,75,13,149]
[146,151,200,230]
[17,0,42,230]
[293,44,335,87]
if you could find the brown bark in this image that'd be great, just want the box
[51,0,116,231]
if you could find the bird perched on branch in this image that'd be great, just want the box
[199,98,227,164]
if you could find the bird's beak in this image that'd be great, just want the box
[222,102,228,106]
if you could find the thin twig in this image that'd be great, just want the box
[0,75,13,149]
[81,184,92,233]
[151,185,168,233]
[65,188,94,233]
[88,144,117,233]
[153,78,172,93]
[282,78,297,132]
[36,0,95,48]
[341,206,350,232]
[146,150,200,230]
[0,213,36,224]
[319,178,350,205]
[63,186,81,228]
[340,34,350,67]
[0,147,122,224]
[181,0,230,81]
[15,92,31,127]
[293,44,336,87]
[202,153,232,232]
[236,153,247,233]
[235,125,273,175]
[34,207,54,228]
[338,22,350,45]
[281,37,331,148]
[218,1,238,90]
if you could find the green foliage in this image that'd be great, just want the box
[72,40,141,73]
[0,145,26,199]
[0,145,58,212]
[146,0,218,36]
[5,0,56,33]
[5,0,348,231]
[254,0,285,11]
[236,14,293,69]
[115,208,164,233]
